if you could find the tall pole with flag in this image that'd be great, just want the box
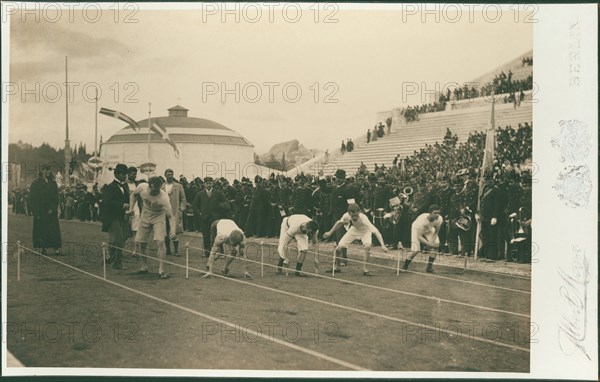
[474,91,496,261]
[94,87,98,183]
[64,56,72,187]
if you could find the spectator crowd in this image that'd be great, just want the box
[10,121,533,264]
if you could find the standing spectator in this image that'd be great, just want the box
[478,174,501,260]
[367,129,371,143]
[64,193,74,220]
[386,117,392,135]
[163,169,187,257]
[101,164,130,269]
[292,176,313,216]
[30,164,62,256]
[341,140,346,154]
[193,176,227,257]
[346,139,354,152]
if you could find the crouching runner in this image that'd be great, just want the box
[403,204,443,273]
[277,214,320,277]
[202,219,252,279]
[323,204,387,276]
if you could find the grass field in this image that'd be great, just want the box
[6,214,531,371]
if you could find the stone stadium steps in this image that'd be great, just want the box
[322,102,532,175]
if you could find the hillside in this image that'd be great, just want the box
[258,139,322,168]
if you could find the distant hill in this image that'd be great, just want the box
[258,139,323,169]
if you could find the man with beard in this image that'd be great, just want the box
[30,164,62,256]
[163,169,187,257]
[193,176,227,257]
[328,169,360,266]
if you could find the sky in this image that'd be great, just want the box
[7,4,533,155]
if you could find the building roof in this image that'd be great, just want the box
[104,113,253,147]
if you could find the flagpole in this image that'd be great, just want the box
[474,91,495,261]
[94,87,99,183]
[64,56,72,187]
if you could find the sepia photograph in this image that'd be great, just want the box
[1,2,597,378]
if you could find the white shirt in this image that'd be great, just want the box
[214,219,245,246]
[339,212,378,234]
[284,214,312,237]
[165,183,173,194]
[134,183,173,224]
[411,213,443,245]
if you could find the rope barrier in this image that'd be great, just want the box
[18,247,530,356]
[255,241,530,294]
[271,241,532,281]
[16,245,367,371]
[19,244,530,354]
[183,243,530,319]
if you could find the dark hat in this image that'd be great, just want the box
[114,163,128,175]
[254,175,262,183]
[335,169,346,179]
[204,177,214,183]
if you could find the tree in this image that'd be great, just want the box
[265,153,279,169]
[281,153,287,171]
[254,153,262,165]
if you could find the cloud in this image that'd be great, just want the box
[10,20,135,80]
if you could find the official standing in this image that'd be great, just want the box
[30,164,62,255]
[101,164,130,269]
[478,174,501,260]
[193,176,227,257]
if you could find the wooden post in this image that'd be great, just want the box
[16,240,21,281]
[101,242,107,280]
[332,245,336,277]
[397,242,403,276]
[185,241,190,279]
[260,242,264,278]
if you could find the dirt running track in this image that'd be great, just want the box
[6,214,531,371]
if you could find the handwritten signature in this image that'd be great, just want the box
[557,246,591,360]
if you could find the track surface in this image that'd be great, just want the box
[6,214,531,371]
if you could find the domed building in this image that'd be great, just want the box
[99,105,270,182]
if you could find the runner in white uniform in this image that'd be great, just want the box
[126,166,141,258]
[402,204,443,273]
[277,214,319,276]
[129,176,177,279]
[202,219,252,279]
[323,204,387,276]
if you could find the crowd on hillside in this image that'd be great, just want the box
[402,70,534,124]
